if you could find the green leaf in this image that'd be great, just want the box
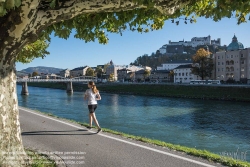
[5,0,15,9]
[14,0,21,7]
[50,0,56,8]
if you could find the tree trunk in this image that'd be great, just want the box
[0,57,28,166]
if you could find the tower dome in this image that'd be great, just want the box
[227,34,244,51]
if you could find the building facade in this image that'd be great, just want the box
[60,69,70,78]
[173,64,201,83]
[70,66,89,77]
[166,45,184,54]
[157,60,192,70]
[150,70,170,82]
[214,35,250,83]
[106,60,145,81]
[117,68,132,81]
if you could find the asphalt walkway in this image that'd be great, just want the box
[19,107,225,167]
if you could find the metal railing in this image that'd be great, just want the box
[17,77,97,83]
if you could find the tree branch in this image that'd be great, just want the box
[35,0,185,31]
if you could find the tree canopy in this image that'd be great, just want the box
[1,0,250,64]
[31,71,39,77]
[191,48,214,80]
[143,69,151,78]
[95,66,103,78]
[85,67,95,76]
[16,39,49,63]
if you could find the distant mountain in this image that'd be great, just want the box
[20,66,64,74]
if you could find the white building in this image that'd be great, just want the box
[70,66,89,77]
[168,35,221,47]
[60,69,70,78]
[41,73,58,79]
[173,64,201,83]
[157,60,192,70]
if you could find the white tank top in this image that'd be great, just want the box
[85,89,101,105]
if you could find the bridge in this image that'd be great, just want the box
[17,76,97,95]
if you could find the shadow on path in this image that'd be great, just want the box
[21,129,96,136]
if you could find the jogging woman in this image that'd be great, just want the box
[84,81,102,133]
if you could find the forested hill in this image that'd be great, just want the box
[130,45,226,69]
[20,66,63,74]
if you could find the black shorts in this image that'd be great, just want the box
[88,105,97,113]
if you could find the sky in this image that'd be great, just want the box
[16,16,250,71]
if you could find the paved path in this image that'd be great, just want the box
[19,107,225,167]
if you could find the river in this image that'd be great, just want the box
[17,85,250,162]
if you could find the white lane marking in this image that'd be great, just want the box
[20,107,217,167]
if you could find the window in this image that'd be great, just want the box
[241,67,244,71]
[182,73,184,76]
[222,62,224,65]
[218,68,220,71]
[241,60,244,64]
[186,72,188,76]
[231,55,233,58]
[241,54,244,58]
[218,56,220,59]
[218,62,220,65]
[222,68,224,71]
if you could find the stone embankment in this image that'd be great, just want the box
[20,82,250,102]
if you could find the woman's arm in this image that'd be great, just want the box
[84,90,88,100]
[96,92,101,100]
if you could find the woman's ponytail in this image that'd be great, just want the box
[89,81,98,94]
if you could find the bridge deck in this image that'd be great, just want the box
[17,79,97,82]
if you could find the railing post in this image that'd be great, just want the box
[21,82,29,95]
[66,82,73,93]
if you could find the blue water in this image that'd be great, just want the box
[17,85,250,162]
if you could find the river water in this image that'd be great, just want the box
[17,85,250,162]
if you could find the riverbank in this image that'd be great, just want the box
[23,82,250,102]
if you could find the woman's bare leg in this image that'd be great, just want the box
[89,113,93,127]
[90,113,101,129]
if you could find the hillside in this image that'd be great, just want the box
[130,45,227,69]
[20,66,63,74]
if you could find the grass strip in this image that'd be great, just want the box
[26,148,56,167]
[30,109,250,167]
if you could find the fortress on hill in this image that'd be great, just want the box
[159,35,221,54]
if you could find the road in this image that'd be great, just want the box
[20,107,225,167]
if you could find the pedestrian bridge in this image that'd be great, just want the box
[17,76,96,83]
[17,76,97,95]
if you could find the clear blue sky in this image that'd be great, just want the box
[16,17,249,71]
